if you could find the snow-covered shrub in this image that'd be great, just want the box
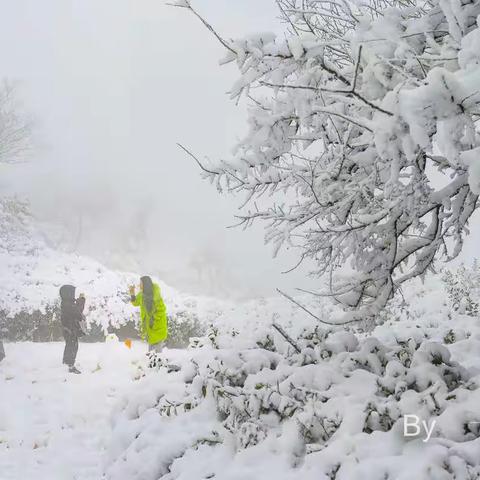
[179,0,480,321]
[0,307,61,342]
[442,261,480,316]
[0,306,114,343]
[166,310,205,348]
[105,282,480,479]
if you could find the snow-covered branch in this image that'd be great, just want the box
[181,0,480,319]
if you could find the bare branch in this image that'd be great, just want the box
[170,1,236,55]
[177,143,218,175]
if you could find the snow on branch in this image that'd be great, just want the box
[179,0,480,320]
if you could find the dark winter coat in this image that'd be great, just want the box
[59,285,85,337]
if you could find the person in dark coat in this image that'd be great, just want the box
[0,340,5,363]
[59,285,85,374]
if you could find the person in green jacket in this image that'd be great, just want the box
[129,276,168,352]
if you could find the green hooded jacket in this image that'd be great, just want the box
[131,283,168,345]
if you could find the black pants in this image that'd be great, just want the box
[0,340,4,362]
[63,330,79,367]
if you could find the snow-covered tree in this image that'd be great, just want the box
[0,81,32,164]
[442,260,480,316]
[178,0,480,321]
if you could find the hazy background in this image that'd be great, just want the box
[0,0,478,299]
[0,0,309,298]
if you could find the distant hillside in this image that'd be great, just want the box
[0,198,224,336]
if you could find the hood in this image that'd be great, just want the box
[59,284,75,302]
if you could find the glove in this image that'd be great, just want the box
[129,285,135,295]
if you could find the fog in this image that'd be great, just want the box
[0,0,314,298]
[0,0,478,299]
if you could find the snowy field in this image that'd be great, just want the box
[2,274,480,479]
[2,194,480,479]
[0,341,181,480]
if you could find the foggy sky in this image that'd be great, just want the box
[0,1,478,299]
[0,0,314,298]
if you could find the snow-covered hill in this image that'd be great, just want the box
[0,198,228,331]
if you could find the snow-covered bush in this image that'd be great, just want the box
[167,310,205,348]
[179,0,480,321]
[105,285,480,479]
[0,307,61,342]
[442,261,480,316]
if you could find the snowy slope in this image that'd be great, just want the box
[0,198,230,331]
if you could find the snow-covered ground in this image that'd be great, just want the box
[3,198,480,479]
[0,341,173,480]
[2,274,480,480]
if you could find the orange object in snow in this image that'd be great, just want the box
[124,339,132,349]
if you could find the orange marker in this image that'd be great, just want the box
[124,339,132,349]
